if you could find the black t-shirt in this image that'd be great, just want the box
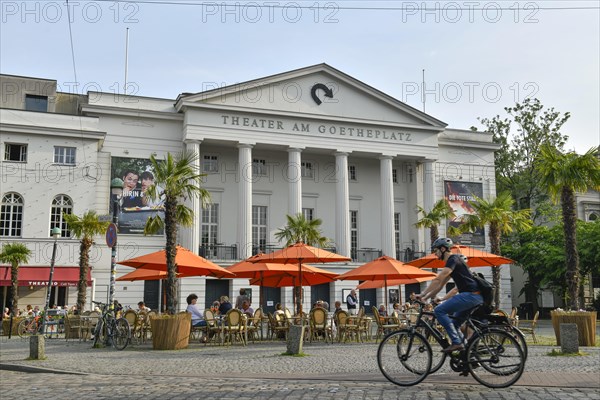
[445,254,479,293]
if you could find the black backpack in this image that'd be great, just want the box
[471,272,494,312]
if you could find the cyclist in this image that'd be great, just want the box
[417,237,483,353]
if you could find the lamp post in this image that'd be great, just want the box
[108,178,123,314]
[41,227,61,336]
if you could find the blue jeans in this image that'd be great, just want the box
[193,320,207,327]
[434,292,483,345]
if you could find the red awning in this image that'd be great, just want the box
[0,266,92,287]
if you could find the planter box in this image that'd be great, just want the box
[551,310,597,347]
[1,317,25,336]
[150,312,191,350]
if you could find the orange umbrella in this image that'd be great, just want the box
[248,264,338,287]
[356,276,435,290]
[117,245,235,278]
[116,269,186,282]
[406,244,515,269]
[336,256,437,308]
[250,242,351,314]
[227,254,307,306]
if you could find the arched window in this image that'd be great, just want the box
[50,195,73,237]
[0,192,24,237]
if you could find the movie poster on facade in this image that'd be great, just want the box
[110,157,165,235]
[444,181,485,246]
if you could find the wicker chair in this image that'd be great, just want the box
[309,307,330,343]
[519,311,539,343]
[223,308,246,345]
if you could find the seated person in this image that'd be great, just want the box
[218,296,232,315]
[273,303,285,319]
[185,293,206,327]
[3,307,10,319]
[240,300,254,318]
[333,301,343,316]
[137,301,151,312]
[210,301,220,314]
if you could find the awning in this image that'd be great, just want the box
[0,266,92,287]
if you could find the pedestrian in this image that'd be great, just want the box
[346,289,358,315]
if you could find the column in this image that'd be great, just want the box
[335,152,350,257]
[422,160,436,250]
[238,144,253,259]
[287,148,302,217]
[184,140,201,254]
[380,156,395,257]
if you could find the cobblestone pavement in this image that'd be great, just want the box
[1,335,599,399]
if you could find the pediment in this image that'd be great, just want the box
[177,64,446,129]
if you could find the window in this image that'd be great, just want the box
[588,211,599,222]
[302,208,314,221]
[50,195,73,237]
[202,155,219,173]
[348,165,357,181]
[54,146,76,165]
[201,204,219,257]
[4,143,27,162]
[392,168,398,184]
[253,158,267,176]
[25,94,48,112]
[350,210,358,260]
[301,161,314,179]
[0,193,24,237]
[252,206,268,253]
[394,212,401,259]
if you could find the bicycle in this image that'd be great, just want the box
[17,315,43,337]
[377,300,525,388]
[91,301,131,350]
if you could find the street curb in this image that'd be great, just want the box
[0,363,88,375]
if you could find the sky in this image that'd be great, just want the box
[1,0,598,154]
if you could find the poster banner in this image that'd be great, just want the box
[444,181,485,246]
[110,157,165,235]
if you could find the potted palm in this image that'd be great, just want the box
[143,151,210,350]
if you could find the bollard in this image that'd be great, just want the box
[559,323,579,354]
[29,335,46,360]
[286,324,304,355]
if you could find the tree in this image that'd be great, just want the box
[503,220,600,311]
[478,98,569,222]
[460,192,532,308]
[0,243,32,315]
[274,213,329,247]
[536,145,600,309]
[415,199,456,246]
[144,152,210,314]
[63,211,109,313]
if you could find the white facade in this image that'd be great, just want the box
[1,65,508,313]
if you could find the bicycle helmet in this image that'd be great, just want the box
[431,237,453,252]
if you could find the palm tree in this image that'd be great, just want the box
[0,243,32,315]
[415,199,457,249]
[536,145,600,309]
[460,192,532,308]
[144,152,210,314]
[274,213,330,247]
[63,211,109,313]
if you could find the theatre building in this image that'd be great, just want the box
[0,65,507,314]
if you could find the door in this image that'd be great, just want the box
[144,280,160,311]
[310,283,331,310]
[360,288,376,314]
[405,283,421,303]
[261,286,281,315]
[205,279,230,311]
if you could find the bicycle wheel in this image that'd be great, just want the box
[417,325,448,374]
[377,330,432,386]
[17,320,31,338]
[467,329,525,388]
[93,319,106,347]
[112,318,130,350]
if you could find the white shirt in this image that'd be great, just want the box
[186,304,204,324]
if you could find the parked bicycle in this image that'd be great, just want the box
[377,300,525,388]
[17,315,43,337]
[91,301,131,350]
